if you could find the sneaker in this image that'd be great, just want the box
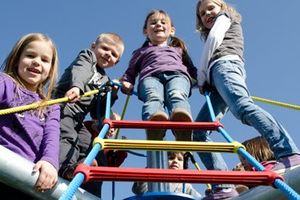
[203,188,239,200]
[146,111,168,140]
[271,154,300,175]
[170,108,192,141]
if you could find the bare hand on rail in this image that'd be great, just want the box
[65,87,81,102]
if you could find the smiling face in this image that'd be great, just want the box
[143,11,175,46]
[198,0,222,29]
[91,38,121,69]
[18,40,53,92]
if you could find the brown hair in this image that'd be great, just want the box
[196,0,241,40]
[1,33,58,111]
[167,151,189,169]
[242,136,275,163]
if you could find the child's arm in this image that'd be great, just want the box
[198,14,231,89]
[69,49,96,92]
[121,49,142,94]
[36,105,60,191]
[186,184,202,199]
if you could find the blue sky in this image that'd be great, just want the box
[1,0,300,199]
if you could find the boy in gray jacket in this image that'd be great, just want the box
[52,32,124,196]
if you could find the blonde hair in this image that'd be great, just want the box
[1,33,58,108]
[242,136,275,163]
[95,32,125,60]
[196,0,241,40]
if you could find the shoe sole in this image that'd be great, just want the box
[170,109,192,141]
[147,112,168,140]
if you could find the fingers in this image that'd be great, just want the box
[65,87,81,102]
[34,161,58,193]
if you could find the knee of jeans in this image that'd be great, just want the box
[144,93,163,102]
[168,90,187,101]
[230,103,253,123]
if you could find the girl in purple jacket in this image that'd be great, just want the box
[0,33,60,198]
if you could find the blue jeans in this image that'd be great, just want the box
[138,72,191,192]
[138,72,191,120]
[193,59,299,188]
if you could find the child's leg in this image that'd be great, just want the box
[59,105,81,178]
[212,60,300,170]
[138,76,168,140]
[138,76,169,192]
[59,105,90,180]
[164,73,192,141]
[193,91,229,171]
[194,90,238,199]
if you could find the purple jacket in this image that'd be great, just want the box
[0,73,60,169]
[122,45,197,86]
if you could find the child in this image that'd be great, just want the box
[121,10,197,192]
[52,32,124,196]
[239,136,276,172]
[233,136,277,193]
[121,9,197,142]
[193,0,300,199]
[132,152,202,199]
[0,33,60,198]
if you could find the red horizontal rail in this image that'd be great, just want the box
[103,119,223,130]
[75,164,283,187]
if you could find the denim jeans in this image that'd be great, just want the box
[138,72,191,192]
[193,59,299,189]
[138,72,191,120]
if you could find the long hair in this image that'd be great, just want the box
[196,0,241,40]
[242,136,275,163]
[1,33,58,101]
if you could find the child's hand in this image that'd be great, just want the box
[32,160,58,193]
[65,87,80,102]
[121,81,133,95]
[107,112,121,138]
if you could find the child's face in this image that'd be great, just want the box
[198,0,221,29]
[143,13,175,46]
[18,40,53,91]
[91,41,120,69]
[168,153,184,170]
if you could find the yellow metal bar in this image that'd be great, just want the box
[232,141,245,153]
[251,96,300,111]
[93,138,242,153]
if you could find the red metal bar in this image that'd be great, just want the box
[103,119,223,130]
[75,164,283,187]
